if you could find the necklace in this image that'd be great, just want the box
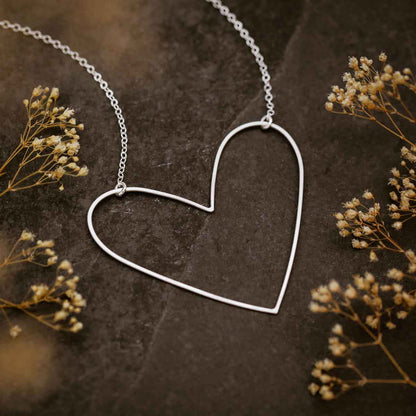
[0,0,304,314]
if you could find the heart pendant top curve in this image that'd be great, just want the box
[87,121,304,314]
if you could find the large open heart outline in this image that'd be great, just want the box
[87,121,304,314]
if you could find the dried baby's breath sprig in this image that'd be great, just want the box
[388,150,416,225]
[309,276,416,400]
[0,86,88,197]
[310,190,416,400]
[335,191,414,263]
[327,54,416,229]
[316,52,416,400]
[0,230,86,336]
[336,191,416,279]
[325,53,416,146]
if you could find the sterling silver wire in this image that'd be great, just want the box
[87,122,304,314]
[0,0,274,192]
[0,2,303,314]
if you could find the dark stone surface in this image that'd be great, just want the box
[1,0,416,414]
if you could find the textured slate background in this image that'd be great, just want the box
[0,0,416,414]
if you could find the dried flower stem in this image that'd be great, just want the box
[326,53,416,227]
[309,272,416,399]
[335,192,416,277]
[309,193,416,400]
[0,230,86,337]
[311,52,416,401]
[341,300,412,385]
[325,53,416,146]
[0,86,88,197]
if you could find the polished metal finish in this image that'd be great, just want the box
[0,3,302,314]
[88,122,304,314]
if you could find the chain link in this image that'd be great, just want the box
[0,19,128,192]
[206,0,275,125]
[0,2,274,192]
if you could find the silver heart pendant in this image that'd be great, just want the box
[87,121,304,314]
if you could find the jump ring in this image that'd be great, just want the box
[115,181,127,197]
[260,115,273,130]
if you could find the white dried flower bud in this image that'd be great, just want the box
[37,240,54,248]
[332,323,343,335]
[378,52,387,62]
[9,325,22,338]
[20,230,35,241]
[369,250,378,262]
[54,310,68,322]
[308,383,320,396]
[392,221,403,230]
[328,280,341,292]
[348,57,359,69]
[59,260,74,273]
[50,87,59,99]
[325,102,334,111]
[47,256,58,266]
[70,322,83,333]
[345,285,357,299]
[384,64,393,74]
[362,190,373,200]
[32,85,43,97]
[78,166,89,176]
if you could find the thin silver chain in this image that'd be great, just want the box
[0,19,129,192]
[206,0,275,126]
[0,1,274,193]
